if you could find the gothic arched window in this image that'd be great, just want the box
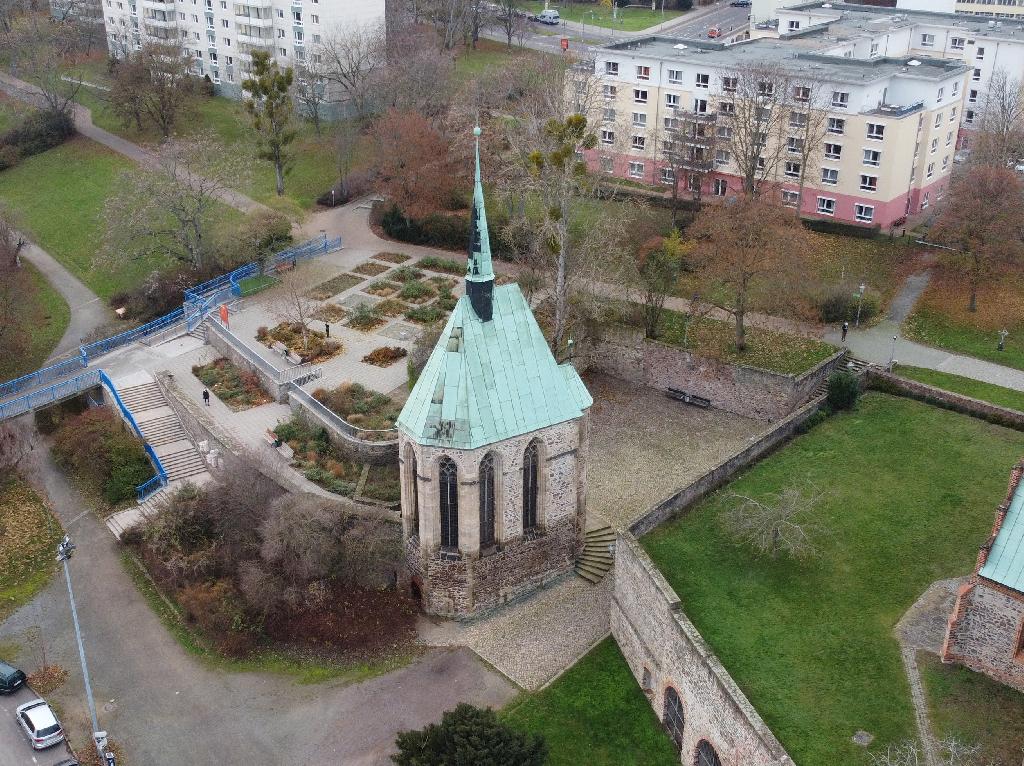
[409,450,419,534]
[479,453,496,548]
[522,441,540,531]
[439,457,459,549]
[695,740,721,766]
[663,687,685,750]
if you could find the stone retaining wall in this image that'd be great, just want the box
[206,320,291,403]
[630,396,827,537]
[612,534,793,766]
[942,577,1024,693]
[288,389,398,465]
[588,324,845,422]
[868,369,1024,431]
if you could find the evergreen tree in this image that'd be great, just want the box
[242,51,296,197]
[392,704,547,766]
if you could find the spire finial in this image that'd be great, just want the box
[466,123,494,321]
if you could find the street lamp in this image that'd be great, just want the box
[57,536,112,766]
[888,334,898,371]
[998,328,1009,352]
[855,283,866,328]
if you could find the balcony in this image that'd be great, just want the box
[235,13,273,26]
[143,13,176,26]
[237,33,273,46]
[140,0,173,7]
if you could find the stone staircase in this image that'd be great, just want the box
[575,525,616,584]
[809,356,870,399]
[105,376,212,539]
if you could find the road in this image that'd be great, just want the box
[0,686,77,766]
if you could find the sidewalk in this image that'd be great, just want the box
[0,71,268,216]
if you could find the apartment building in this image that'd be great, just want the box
[956,0,1024,18]
[101,0,384,95]
[590,36,968,227]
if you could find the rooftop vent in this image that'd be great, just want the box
[907,59,921,66]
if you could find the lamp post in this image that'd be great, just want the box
[57,536,110,766]
[855,283,866,328]
[888,334,898,371]
[998,329,1009,352]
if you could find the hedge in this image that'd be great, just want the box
[0,110,76,170]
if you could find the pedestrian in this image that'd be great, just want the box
[841,320,849,343]
[202,388,210,406]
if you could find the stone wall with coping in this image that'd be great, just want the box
[587,324,845,422]
[612,533,793,766]
[205,320,290,403]
[287,390,398,465]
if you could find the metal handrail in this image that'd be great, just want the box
[0,356,88,400]
[80,307,186,362]
[290,385,398,442]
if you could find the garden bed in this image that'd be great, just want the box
[275,417,363,495]
[306,274,364,301]
[373,251,411,264]
[352,261,391,277]
[313,383,401,433]
[641,393,1024,765]
[362,346,408,368]
[364,281,400,298]
[405,305,447,325]
[192,358,273,410]
[346,304,386,332]
[375,299,407,318]
[257,322,343,363]
[361,464,401,503]
[311,303,348,323]
[397,280,436,305]
[390,265,424,283]
[418,255,464,275]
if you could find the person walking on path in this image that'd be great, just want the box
[202,389,210,406]
[841,321,849,343]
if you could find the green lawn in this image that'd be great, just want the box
[894,365,1024,412]
[641,393,1024,765]
[905,305,1024,372]
[0,262,71,381]
[919,652,1024,765]
[659,309,837,376]
[521,1,684,31]
[0,476,64,624]
[504,638,679,766]
[454,38,547,82]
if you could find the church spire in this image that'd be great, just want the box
[466,125,494,322]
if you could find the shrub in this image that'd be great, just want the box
[0,144,20,171]
[348,303,383,330]
[398,280,435,302]
[802,218,881,239]
[819,288,880,324]
[826,371,860,411]
[362,346,408,367]
[317,169,372,207]
[797,407,831,434]
[53,408,153,504]
[393,704,547,766]
[391,265,425,283]
[105,439,156,503]
[109,264,231,323]
[405,305,444,324]
[419,256,464,275]
[0,110,76,160]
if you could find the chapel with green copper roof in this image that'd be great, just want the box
[396,128,592,619]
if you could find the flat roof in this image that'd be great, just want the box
[603,36,967,84]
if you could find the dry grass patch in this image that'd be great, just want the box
[312,303,348,323]
[376,299,407,318]
[362,346,408,368]
[257,322,343,363]
[0,477,63,623]
[365,281,400,298]
[352,261,391,277]
[373,252,411,264]
[192,358,273,411]
[305,274,364,301]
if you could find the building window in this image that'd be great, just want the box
[602,107,615,122]
[439,457,458,550]
[693,98,708,114]
[604,61,618,75]
[946,131,953,147]
[715,149,730,166]
[927,162,935,178]
[719,101,734,115]
[973,68,982,82]
[969,89,979,104]
[636,65,650,80]
[632,112,646,127]
[870,42,879,57]
[793,85,810,102]
[936,87,944,103]
[660,167,675,185]
[479,453,496,548]
[713,178,727,196]
[824,143,841,160]
[832,91,849,108]
[817,196,836,216]
[758,80,775,97]
[942,155,949,171]
[921,192,930,210]
[951,37,965,50]
[782,189,799,207]
[634,88,648,103]
[921,33,935,47]
[863,149,880,166]
[409,451,419,533]
[860,174,877,192]
[631,135,645,151]
[716,125,732,140]
[696,740,723,766]
[695,72,709,89]
[665,93,679,109]
[855,204,874,223]
[667,68,682,84]
[976,47,985,60]
[965,110,975,125]
[866,123,885,141]
[310,13,317,22]
[601,129,614,145]
[603,84,617,100]
[787,19,800,31]
[821,168,838,185]
[828,117,845,135]
[790,111,807,129]
[663,687,685,749]
[787,137,804,154]
[934,112,943,128]
[950,106,957,122]
[722,76,737,92]
[784,161,801,178]
[931,138,938,154]
[628,161,644,178]
[952,81,960,97]
[599,156,614,174]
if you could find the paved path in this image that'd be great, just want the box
[825,271,1024,392]
[0,448,516,765]
[17,233,113,361]
[0,71,268,216]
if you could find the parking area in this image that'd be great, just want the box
[0,686,76,766]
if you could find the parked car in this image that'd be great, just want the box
[15,699,65,750]
[0,660,27,694]
[708,26,721,38]
[730,0,751,6]
[534,9,560,24]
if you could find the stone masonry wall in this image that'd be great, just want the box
[612,533,793,766]
[589,324,845,422]
[288,391,398,465]
[205,321,289,403]
[942,578,1024,693]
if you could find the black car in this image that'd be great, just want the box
[0,660,27,694]
[730,0,751,6]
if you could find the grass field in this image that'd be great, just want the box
[453,38,547,82]
[894,365,1024,412]
[919,652,1024,765]
[521,0,684,31]
[0,476,64,624]
[504,638,678,766]
[903,267,1024,371]
[0,262,71,382]
[641,393,1024,765]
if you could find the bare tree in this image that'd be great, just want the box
[430,0,471,50]
[495,0,526,48]
[468,0,491,48]
[272,274,320,353]
[377,24,454,120]
[787,80,831,217]
[7,13,83,116]
[259,493,342,586]
[722,486,824,560]
[319,22,386,123]
[719,63,791,195]
[293,58,331,135]
[657,108,719,221]
[108,42,197,138]
[868,738,1001,766]
[972,68,1024,169]
[100,136,247,271]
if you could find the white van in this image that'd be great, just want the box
[536,9,560,24]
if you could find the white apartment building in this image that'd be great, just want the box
[590,36,969,227]
[955,1,1024,18]
[101,0,384,95]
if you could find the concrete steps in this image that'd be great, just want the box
[137,413,188,446]
[575,525,615,584]
[158,445,209,482]
[810,356,869,400]
[116,382,166,413]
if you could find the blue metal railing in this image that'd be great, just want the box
[0,356,88,400]
[228,262,260,296]
[0,370,100,421]
[80,308,186,362]
[137,443,168,501]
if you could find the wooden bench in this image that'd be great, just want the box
[264,429,281,447]
[666,387,711,409]
[275,261,295,274]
